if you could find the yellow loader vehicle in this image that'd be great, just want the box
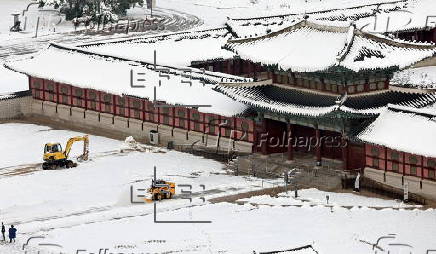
[42,135,89,170]
[148,179,175,201]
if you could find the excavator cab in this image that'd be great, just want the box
[42,136,89,170]
[43,143,66,161]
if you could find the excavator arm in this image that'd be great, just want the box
[63,135,89,161]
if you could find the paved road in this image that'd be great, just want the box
[0,7,202,60]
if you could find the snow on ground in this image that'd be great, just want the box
[239,188,419,208]
[0,123,121,168]
[0,123,435,254]
[0,123,268,253]
[39,203,436,254]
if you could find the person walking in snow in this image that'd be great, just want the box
[1,222,5,241]
[8,225,16,243]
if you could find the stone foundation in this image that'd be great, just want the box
[364,167,436,201]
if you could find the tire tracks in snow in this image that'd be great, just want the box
[0,7,202,61]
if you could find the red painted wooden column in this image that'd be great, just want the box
[421,155,424,180]
[56,83,60,104]
[261,118,268,155]
[253,62,257,80]
[315,127,322,165]
[287,123,294,161]
[172,107,175,128]
[342,135,348,171]
[187,108,191,131]
[384,147,388,172]
[228,60,232,75]
[403,152,406,176]
[239,59,243,75]
[70,85,73,105]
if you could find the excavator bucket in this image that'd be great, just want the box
[77,135,89,162]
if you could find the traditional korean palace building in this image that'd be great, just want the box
[6,18,436,199]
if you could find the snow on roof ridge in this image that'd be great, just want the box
[387,103,436,117]
[228,16,435,49]
[336,23,356,62]
[48,43,247,83]
[356,30,436,49]
[78,26,229,47]
[227,19,349,44]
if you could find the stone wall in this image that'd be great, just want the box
[0,94,32,120]
[364,167,436,201]
[26,98,253,154]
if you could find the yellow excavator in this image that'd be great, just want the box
[42,135,89,170]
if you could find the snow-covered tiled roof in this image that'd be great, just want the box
[216,84,436,117]
[391,66,436,89]
[358,106,436,158]
[224,20,436,73]
[225,0,409,38]
[5,44,249,117]
[80,28,235,68]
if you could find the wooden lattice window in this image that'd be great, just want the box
[178,110,186,118]
[132,100,141,109]
[410,166,417,176]
[371,147,379,156]
[118,98,125,106]
[134,110,140,119]
[392,162,399,172]
[75,89,83,97]
[60,86,69,95]
[428,159,436,168]
[192,112,200,121]
[357,84,365,92]
[209,125,215,134]
[241,122,249,131]
[62,96,68,104]
[410,156,418,165]
[179,120,185,128]
[33,80,41,89]
[105,104,112,112]
[89,101,97,109]
[373,158,379,168]
[391,151,400,161]
[103,94,112,103]
[163,116,170,125]
[162,107,170,114]
[429,170,435,180]
[47,83,55,91]
[88,91,97,100]
[194,122,200,131]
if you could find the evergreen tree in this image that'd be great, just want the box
[37,0,144,20]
